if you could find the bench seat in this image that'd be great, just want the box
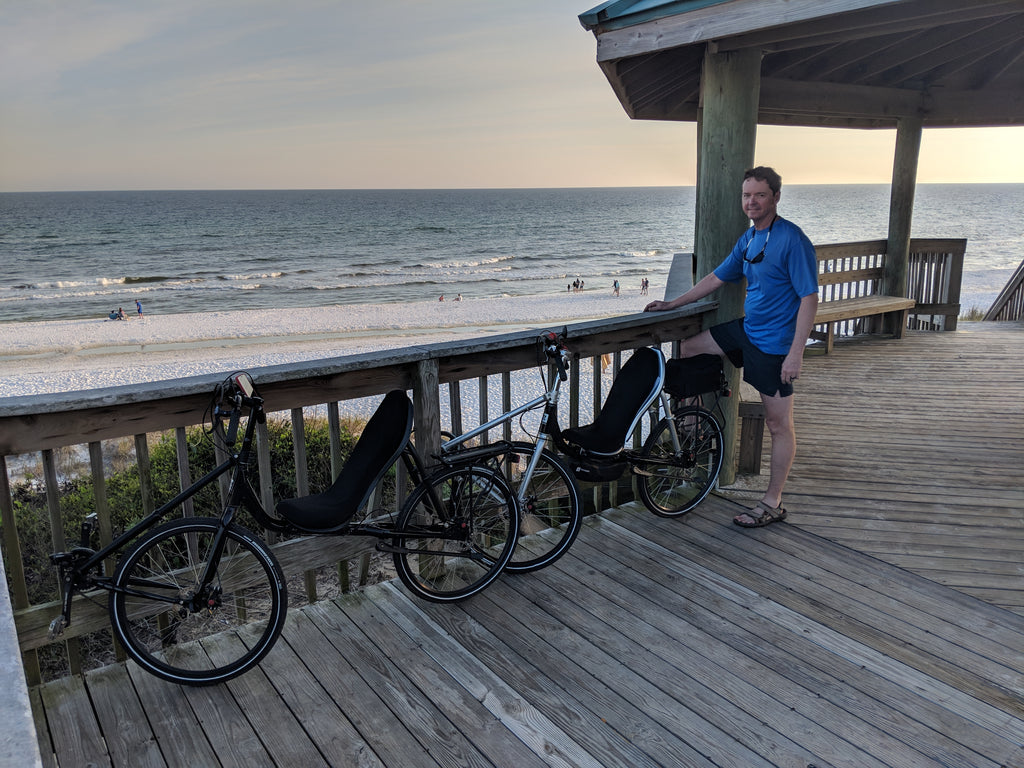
[812,295,916,353]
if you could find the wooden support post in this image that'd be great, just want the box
[737,401,766,475]
[412,359,441,472]
[885,114,922,326]
[695,44,761,486]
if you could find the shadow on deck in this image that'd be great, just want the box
[31,323,1024,767]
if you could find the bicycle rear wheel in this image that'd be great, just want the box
[110,517,287,686]
[499,442,582,573]
[393,465,518,602]
[638,406,723,517]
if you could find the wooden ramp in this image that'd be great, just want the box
[31,497,1024,767]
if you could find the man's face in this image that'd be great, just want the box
[742,177,779,226]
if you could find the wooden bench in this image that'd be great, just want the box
[811,242,916,353]
[812,294,916,353]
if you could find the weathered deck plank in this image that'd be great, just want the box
[30,323,1024,767]
[778,321,1024,616]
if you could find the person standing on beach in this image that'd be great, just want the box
[136,299,143,318]
[644,166,818,528]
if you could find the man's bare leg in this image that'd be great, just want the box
[734,391,795,525]
[678,329,725,358]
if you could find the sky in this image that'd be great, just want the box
[2,0,1023,192]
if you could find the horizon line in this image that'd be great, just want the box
[3,181,1021,195]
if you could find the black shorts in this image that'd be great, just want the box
[710,318,793,398]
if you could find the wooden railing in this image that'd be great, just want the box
[906,238,966,331]
[0,307,708,691]
[984,257,1024,321]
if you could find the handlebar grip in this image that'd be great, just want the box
[555,352,568,382]
[224,410,241,445]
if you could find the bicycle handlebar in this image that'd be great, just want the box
[538,329,570,382]
[211,371,266,447]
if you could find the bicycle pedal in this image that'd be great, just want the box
[48,616,67,639]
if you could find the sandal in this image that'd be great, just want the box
[734,500,787,528]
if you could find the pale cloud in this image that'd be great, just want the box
[0,2,183,93]
[1,0,1021,191]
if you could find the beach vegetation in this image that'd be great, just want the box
[959,305,985,320]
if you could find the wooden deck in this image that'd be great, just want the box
[30,323,1024,767]
[736,319,1024,616]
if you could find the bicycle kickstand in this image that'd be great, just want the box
[47,513,99,638]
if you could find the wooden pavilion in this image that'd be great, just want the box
[578,0,1024,477]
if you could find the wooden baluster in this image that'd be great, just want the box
[477,375,488,444]
[43,449,80,674]
[291,408,317,603]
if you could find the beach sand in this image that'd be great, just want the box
[0,293,649,398]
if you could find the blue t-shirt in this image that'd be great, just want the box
[713,216,818,355]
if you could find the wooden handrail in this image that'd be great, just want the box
[984,257,1024,321]
[0,532,42,767]
[1,306,711,681]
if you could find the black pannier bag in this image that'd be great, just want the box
[567,457,628,483]
[663,354,726,399]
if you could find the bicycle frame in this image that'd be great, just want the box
[438,335,569,501]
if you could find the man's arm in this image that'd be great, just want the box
[644,272,725,312]
[781,293,818,381]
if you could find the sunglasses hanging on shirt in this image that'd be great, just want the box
[743,215,777,264]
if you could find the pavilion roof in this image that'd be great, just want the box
[578,0,1024,128]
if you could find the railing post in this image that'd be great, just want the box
[0,535,43,768]
[413,359,441,470]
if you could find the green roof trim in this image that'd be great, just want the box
[579,0,733,31]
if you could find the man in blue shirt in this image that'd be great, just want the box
[645,167,818,527]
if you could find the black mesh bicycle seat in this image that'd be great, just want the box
[562,346,664,456]
[276,389,413,533]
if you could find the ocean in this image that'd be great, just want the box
[1,185,1019,324]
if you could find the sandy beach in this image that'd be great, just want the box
[0,293,649,399]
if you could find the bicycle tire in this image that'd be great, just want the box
[638,406,723,517]
[499,442,582,573]
[393,465,518,602]
[110,517,287,686]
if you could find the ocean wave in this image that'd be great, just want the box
[20,277,128,290]
[218,272,285,281]
[123,275,174,285]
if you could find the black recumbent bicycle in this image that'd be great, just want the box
[48,373,519,686]
[435,330,730,577]
[555,345,730,518]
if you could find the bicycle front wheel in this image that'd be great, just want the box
[393,465,518,602]
[499,442,582,573]
[110,517,287,686]
[638,406,723,517]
